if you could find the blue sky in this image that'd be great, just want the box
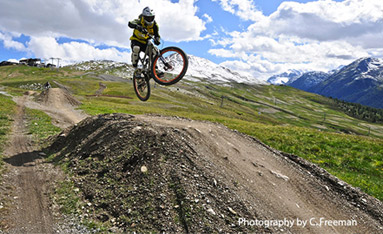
[1,0,382,81]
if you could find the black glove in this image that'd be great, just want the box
[154,37,160,46]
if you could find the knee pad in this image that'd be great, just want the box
[131,46,140,64]
[132,46,140,54]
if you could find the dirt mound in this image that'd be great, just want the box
[47,114,261,233]
[21,88,87,129]
[37,88,81,107]
[46,114,383,233]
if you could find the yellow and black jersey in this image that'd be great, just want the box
[128,15,160,44]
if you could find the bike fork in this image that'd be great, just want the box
[159,56,173,71]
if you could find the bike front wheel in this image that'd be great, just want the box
[133,71,151,101]
[151,47,188,86]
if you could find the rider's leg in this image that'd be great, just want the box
[131,46,140,68]
[131,40,148,68]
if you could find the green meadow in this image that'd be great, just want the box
[0,64,382,200]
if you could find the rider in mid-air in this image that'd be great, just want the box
[128,7,161,70]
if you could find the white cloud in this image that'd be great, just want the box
[211,0,265,21]
[27,36,131,65]
[210,0,383,81]
[203,14,213,23]
[208,48,236,58]
[261,0,383,45]
[0,32,27,51]
[146,0,207,42]
[0,0,207,45]
[0,0,207,63]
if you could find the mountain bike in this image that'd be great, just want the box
[133,30,189,101]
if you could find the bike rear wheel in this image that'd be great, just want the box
[151,46,188,86]
[133,71,151,101]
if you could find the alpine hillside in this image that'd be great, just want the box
[312,57,383,109]
[289,71,331,92]
[68,55,265,85]
[267,70,302,85]
[268,57,383,109]
[185,55,264,84]
[0,61,383,232]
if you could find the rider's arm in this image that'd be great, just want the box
[153,22,160,39]
[128,19,140,29]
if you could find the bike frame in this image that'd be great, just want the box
[137,39,160,78]
[132,32,188,101]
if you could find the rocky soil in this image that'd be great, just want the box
[45,113,383,233]
[1,87,382,233]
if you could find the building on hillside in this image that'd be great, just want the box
[2,58,58,68]
[0,61,18,66]
[19,58,43,67]
[45,63,56,68]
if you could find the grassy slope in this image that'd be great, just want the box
[0,94,16,175]
[0,65,382,201]
[0,66,63,173]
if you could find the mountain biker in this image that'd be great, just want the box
[128,6,161,69]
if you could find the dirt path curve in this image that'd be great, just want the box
[0,89,87,233]
[137,115,383,233]
[24,88,88,129]
[1,95,55,233]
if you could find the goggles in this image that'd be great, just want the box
[144,15,154,23]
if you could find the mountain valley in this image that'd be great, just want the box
[0,58,382,232]
[268,57,383,109]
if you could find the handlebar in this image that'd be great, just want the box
[136,26,160,45]
[137,27,155,39]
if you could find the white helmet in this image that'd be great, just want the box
[142,7,155,25]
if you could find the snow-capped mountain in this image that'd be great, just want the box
[184,55,264,84]
[267,70,303,85]
[312,57,383,109]
[266,57,383,109]
[67,56,265,84]
[352,57,383,81]
[70,60,130,71]
[289,71,331,92]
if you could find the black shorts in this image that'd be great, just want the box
[131,40,147,53]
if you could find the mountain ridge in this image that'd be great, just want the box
[312,57,383,109]
[289,71,331,92]
[267,57,383,109]
[267,70,303,85]
[66,55,266,85]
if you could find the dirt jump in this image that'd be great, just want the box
[1,87,382,233]
[47,113,383,233]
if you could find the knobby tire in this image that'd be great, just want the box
[133,73,151,101]
[151,47,188,86]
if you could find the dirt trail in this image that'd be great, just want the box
[0,89,87,232]
[1,86,382,232]
[24,88,88,129]
[1,96,54,233]
[136,115,383,233]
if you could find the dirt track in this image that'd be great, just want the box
[0,89,86,232]
[1,87,382,232]
[24,88,88,129]
[1,96,55,233]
